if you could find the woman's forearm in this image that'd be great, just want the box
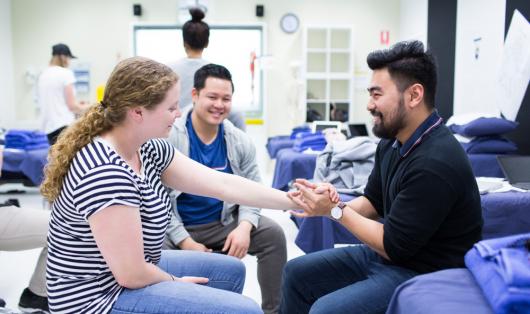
[116,262,170,289]
[163,154,299,211]
[218,172,299,211]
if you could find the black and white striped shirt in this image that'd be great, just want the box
[46,138,175,314]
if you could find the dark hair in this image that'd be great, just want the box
[182,8,209,50]
[367,40,437,108]
[194,63,234,93]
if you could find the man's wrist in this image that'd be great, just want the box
[238,220,253,232]
[327,202,339,217]
[178,237,194,249]
[330,202,347,220]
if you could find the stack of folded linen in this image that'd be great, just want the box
[292,131,327,153]
[5,129,50,151]
[266,126,315,159]
[266,135,293,159]
[448,117,518,154]
[465,233,530,314]
[290,125,312,139]
[447,116,519,177]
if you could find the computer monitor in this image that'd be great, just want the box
[312,121,342,133]
[347,123,369,138]
[496,155,530,190]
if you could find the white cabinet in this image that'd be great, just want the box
[302,26,354,122]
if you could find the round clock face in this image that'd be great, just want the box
[280,13,299,34]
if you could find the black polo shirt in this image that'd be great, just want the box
[364,111,483,273]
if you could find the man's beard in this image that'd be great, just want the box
[371,96,406,139]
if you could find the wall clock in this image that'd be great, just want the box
[280,13,299,34]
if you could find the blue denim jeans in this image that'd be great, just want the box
[280,245,418,314]
[110,250,262,314]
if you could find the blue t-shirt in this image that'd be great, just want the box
[177,114,233,225]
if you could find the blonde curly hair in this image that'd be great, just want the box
[41,56,179,201]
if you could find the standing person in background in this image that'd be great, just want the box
[165,64,286,314]
[168,8,247,131]
[38,43,89,145]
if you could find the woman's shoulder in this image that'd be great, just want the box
[141,139,175,169]
[141,139,174,157]
[72,140,120,172]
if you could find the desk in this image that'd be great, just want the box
[266,136,295,159]
[294,191,530,253]
[271,148,318,191]
[1,148,48,186]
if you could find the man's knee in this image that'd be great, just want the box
[249,219,287,261]
[255,217,287,247]
[218,254,247,277]
[282,255,306,284]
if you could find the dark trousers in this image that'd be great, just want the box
[280,245,418,314]
[46,126,67,145]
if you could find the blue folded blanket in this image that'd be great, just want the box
[290,126,312,139]
[465,233,530,314]
[449,117,518,137]
[5,129,49,150]
[293,133,326,152]
[461,136,518,154]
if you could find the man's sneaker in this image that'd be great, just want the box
[18,288,49,313]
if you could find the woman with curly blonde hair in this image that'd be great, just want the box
[41,56,301,314]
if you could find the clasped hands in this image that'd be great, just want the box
[287,179,340,218]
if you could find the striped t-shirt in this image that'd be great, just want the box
[46,138,175,314]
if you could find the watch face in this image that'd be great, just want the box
[331,206,342,220]
[280,13,299,34]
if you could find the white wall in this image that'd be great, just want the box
[453,0,506,116]
[9,0,400,136]
[0,0,15,128]
[399,0,428,45]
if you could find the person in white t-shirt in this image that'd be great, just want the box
[37,43,89,144]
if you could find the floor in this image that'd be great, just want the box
[0,172,305,311]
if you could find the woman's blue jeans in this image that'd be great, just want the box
[110,250,262,314]
[280,245,418,314]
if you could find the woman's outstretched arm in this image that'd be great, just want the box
[162,151,299,211]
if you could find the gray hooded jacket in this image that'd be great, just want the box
[165,106,262,246]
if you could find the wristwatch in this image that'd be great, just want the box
[330,202,346,220]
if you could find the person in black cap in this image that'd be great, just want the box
[37,43,89,145]
[52,43,76,59]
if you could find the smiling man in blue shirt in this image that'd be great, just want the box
[165,64,287,314]
[282,41,483,314]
